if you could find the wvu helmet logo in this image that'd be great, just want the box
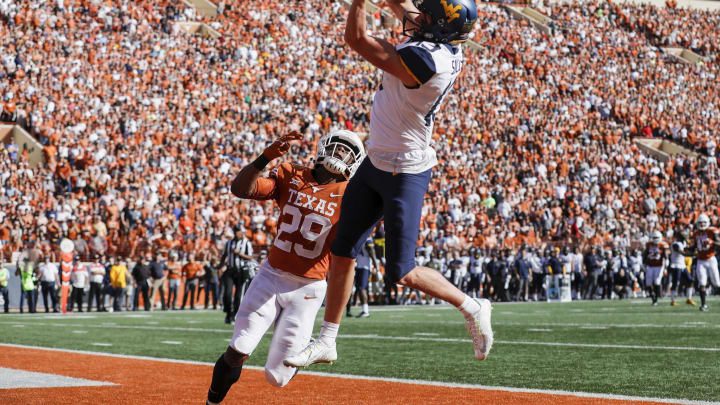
[441,0,462,23]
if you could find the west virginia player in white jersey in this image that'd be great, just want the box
[286,0,493,369]
[668,229,696,307]
[368,39,463,174]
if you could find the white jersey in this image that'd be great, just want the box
[89,263,106,284]
[628,255,643,274]
[367,40,463,174]
[670,241,686,268]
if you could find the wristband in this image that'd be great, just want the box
[252,154,271,170]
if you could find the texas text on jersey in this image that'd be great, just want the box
[693,228,718,260]
[250,162,346,280]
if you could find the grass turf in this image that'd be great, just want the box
[1,297,719,402]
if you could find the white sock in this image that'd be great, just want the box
[457,295,481,318]
[318,321,339,346]
[362,303,369,314]
[687,288,694,299]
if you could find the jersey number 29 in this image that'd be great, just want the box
[274,205,332,259]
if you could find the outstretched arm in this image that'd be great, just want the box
[385,0,418,21]
[344,0,418,87]
[231,131,302,199]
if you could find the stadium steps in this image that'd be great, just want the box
[503,5,554,35]
[174,22,222,38]
[661,47,711,65]
[0,124,44,168]
[181,0,218,18]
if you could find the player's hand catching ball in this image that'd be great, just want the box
[263,131,303,161]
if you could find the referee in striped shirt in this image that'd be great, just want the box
[219,225,253,324]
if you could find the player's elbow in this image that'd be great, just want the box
[230,176,251,199]
[344,29,364,49]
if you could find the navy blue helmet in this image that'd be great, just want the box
[403,0,478,44]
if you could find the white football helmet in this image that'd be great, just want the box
[315,130,365,179]
[650,231,662,244]
[697,213,710,231]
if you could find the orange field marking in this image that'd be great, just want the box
[0,345,693,405]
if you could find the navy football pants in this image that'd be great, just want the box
[331,157,431,284]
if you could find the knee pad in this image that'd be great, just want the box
[223,346,248,367]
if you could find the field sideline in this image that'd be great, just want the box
[1,298,719,404]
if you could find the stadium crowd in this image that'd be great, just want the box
[1,0,720,310]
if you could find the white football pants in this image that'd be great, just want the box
[230,260,326,387]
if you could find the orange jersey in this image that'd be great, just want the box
[251,162,346,280]
[644,242,667,267]
[693,228,718,260]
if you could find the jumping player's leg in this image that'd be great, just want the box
[266,277,326,387]
[378,169,465,308]
[381,169,491,359]
[324,159,383,326]
[208,268,278,404]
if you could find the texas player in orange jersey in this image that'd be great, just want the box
[643,231,668,306]
[206,130,365,405]
[689,214,720,311]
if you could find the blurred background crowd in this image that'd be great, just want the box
[0,0,719,305]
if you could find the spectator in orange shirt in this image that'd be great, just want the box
[180,253,204,310]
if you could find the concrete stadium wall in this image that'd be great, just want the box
[505,6,552,35]
[0,124,45,168]
[174,22,222,38]
[182,0,217,18]
[662,47,709,65]
[634,138,699,163]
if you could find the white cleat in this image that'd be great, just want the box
[283,339,337,368]
[465,298,493,360]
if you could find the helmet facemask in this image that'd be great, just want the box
[402,10,428,41]
[697,213,710,231]
[315,131,365,180]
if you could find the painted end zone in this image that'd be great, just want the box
[0,346,690,405]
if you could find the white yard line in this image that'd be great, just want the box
[0,321,230,333]
[336,334,720,352]
[3,321,719,352]
[0,367,116,389]
[0,343,715,405]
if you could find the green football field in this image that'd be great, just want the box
[1,297,719,403]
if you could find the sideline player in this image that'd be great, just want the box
[348,237,378,317]
[206,130,365,404]
[668,229,696,306]
[690,214,720,311]
[643,231,667,306]
[285,0,492,369]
